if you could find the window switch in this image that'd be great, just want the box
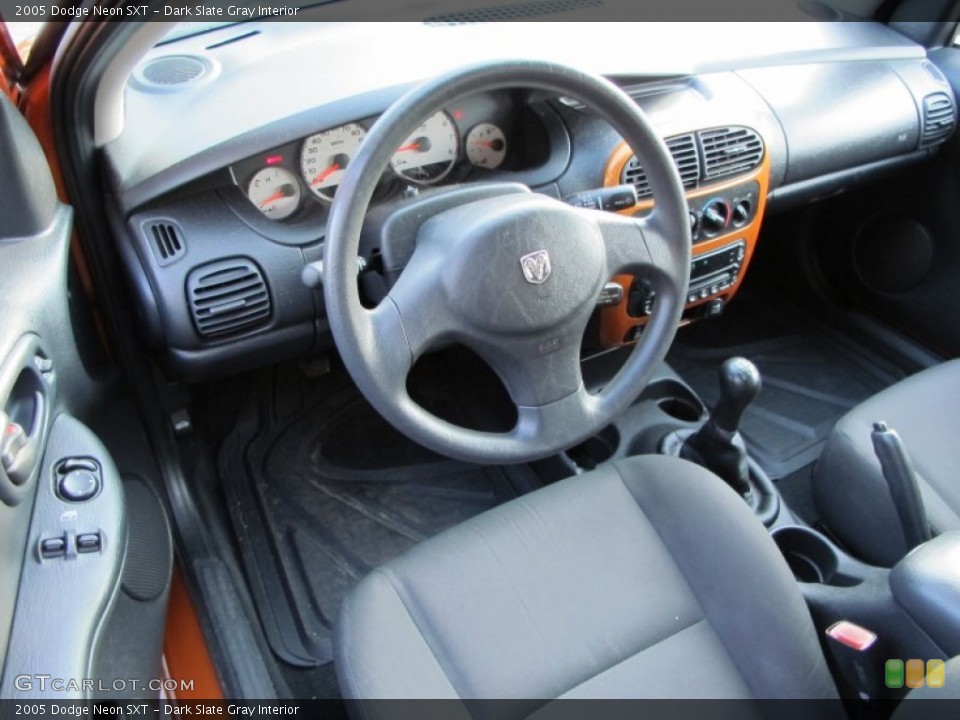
[76,533,102,554]
[40,536,66,559]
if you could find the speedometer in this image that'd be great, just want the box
[300,123,366,201]
[389,111,459,185]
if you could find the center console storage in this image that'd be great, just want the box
[772,526,865,587]
[769,522,947,699]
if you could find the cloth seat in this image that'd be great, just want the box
[813,360,960,567]
[335,455,839,705]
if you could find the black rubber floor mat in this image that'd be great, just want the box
[219,371,540,667]
[668,331,903,479]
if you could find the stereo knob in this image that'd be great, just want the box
[732,199,752,228]
[701,200,730,237]
[689,211,700,238]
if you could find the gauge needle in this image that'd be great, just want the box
[397,137,431,153]
[474,139,505,150]
[258,183,296,208]
[311,163,341,186]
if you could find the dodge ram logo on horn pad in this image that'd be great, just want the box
[520,250,552,284]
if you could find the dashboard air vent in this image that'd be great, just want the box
[187,259,271,340]
[921,92,956,147]
[699,126,765,181]
[667,134,700,190]
[620,133,700,200]
[145,222,185,266]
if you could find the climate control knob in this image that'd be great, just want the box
[700,200,730,237]
[731,199,752,228]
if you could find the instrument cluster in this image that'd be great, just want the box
[232,92,529,222]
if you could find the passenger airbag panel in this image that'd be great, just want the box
[739,62,920,185]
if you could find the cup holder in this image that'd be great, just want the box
[566,425,620,471]
[657,397,703,423]
[637,379,706,425]
[772,526,859,587]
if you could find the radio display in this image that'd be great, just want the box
[691,242,744,281]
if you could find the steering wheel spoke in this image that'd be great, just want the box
[385,257,457,360]
[590,210,650,277]
[481,331,587,410]
[513,385,598,449]
[592,209,685,282]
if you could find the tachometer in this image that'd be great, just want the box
[247,167,301,220]
[390,111,459,184]
[466,123,507,169]
[301,123,366,201]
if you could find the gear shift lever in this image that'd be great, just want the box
[681,357,761,495]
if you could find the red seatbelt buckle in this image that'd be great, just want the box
[827,620,878,651]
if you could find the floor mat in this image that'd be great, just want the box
[219,366,541,667]
[669,326,903,480]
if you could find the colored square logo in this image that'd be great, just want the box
[906,659,926,689]
[886,659,905,689]
[927,659,946,689]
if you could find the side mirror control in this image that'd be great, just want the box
[55,457,102,502]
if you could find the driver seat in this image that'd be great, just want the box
[335,455,840,703]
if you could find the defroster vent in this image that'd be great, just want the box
[699,126,765,181]
[187,259,271,340]
[921,92,956,147]
[620,133,700,200]
[145,222,185,265]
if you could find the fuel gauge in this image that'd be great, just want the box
[247,167,301,220]
[466,123,507,169]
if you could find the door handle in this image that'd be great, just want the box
[0,334,54,504]
[0,404,42,487]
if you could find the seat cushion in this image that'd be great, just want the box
[813,359,960,567]
[335,455,838,705]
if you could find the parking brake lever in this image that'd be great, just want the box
[871,421,931,551]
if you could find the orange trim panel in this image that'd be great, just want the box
[164,565,223,700]
[599,140,771,348]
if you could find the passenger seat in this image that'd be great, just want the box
[813,359,960,567]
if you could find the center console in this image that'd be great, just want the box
[890,533,960,658]
[599,134,770,348]
[573,349,953,700]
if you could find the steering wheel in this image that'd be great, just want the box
[324,60,690,465]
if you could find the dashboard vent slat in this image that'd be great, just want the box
[666,134,701,190]
[699,126,765,181]
[620,133,700,200]
[187,259,272,340]
[921,92,956,147]
[145,222,185,265]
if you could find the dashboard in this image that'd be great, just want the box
[104,22,958,382]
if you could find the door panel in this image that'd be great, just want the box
[0,89,131,697]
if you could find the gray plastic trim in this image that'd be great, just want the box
[0,415,125,699]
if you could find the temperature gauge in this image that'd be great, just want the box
[247,167,301,220]
[466,123,507,169]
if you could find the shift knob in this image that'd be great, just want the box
[712,357,762,434]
